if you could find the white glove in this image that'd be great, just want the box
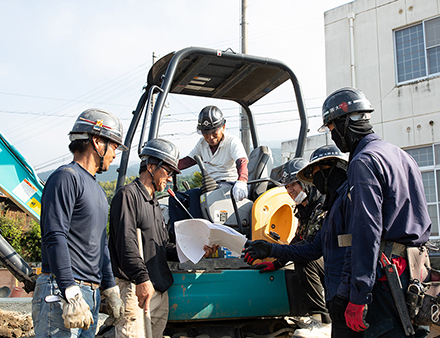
[62,285,94,330]
[101,286,125,326]
[232,181,248,201]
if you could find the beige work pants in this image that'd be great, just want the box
[115,278,169,338]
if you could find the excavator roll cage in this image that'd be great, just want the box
[116,46,308,190]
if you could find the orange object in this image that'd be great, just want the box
[10,286,23,298]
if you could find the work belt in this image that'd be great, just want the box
[379,240,407,258]
[74,279,100,290]
[378,240,415,335]
[39,273,99,290]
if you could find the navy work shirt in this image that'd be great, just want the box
[339,133,431,305]
[271,181,351,301]
[40,162,115,295]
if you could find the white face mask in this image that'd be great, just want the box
[294,190,307,204]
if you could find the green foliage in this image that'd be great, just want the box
[0,214,24,253]
[190,171,202,188]
[0,213,41,263]
[99,175,137,204]
[22,220,41,262]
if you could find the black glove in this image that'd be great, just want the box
[243,240,272,264]
[252,260,283,273]
[329,295,349,323]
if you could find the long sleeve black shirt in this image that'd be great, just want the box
[109,178,178,292]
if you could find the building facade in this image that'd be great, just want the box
[282,0,440,237]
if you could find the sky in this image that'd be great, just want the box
[0,0,351,174]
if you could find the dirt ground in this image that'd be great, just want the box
[0,299,109,338]
[0,309,33,338]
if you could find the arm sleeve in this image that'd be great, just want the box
[270,230,323,263]
[337,195,353,299]
[41,170,78,296]
[347,156,383,304]
[101,239,116,290]
[165,240,179,262]
[236,158,248,182]
[338,246,352,299]
[110,189,150,285]
[178,156,197,171]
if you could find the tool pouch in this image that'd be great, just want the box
[406,246,440,326]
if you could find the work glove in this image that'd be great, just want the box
[232,181,248,201]
[61,285,94,330]
[329,295,349,323]
[243,240,272,264]
[251,260,283,273]
[101,286,125,326]
[345,302,369,332]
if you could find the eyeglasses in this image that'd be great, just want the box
[160,165,174,178]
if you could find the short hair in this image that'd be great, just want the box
[68,139,90,154]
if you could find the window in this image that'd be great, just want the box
[395,16,440,83]
[406,145,440,237]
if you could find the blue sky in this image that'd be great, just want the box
[0,0,350,173]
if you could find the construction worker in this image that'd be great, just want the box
[108,138,218,338]
[252,158,330,325]
[168,105,248,240]
[320,87,431,337]
[243,145,362,337]
[33,109,126,338]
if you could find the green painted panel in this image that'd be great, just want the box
[169,269,289,321]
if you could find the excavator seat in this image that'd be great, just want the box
[247,145,273,201]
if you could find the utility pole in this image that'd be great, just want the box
[240,0,251,154]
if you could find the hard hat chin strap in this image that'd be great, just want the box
[317,161,337,195]
[90,136,109,174]
[148,160,163,193]
[332,116,350,153]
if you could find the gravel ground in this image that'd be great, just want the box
[0,298,32,314]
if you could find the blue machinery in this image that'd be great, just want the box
[0,131,41,292]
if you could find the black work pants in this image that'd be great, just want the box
[295,257,328,316]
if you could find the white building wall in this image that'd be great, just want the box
[281,133,333,163]
[282,0,440,158]
[324,0,440,148]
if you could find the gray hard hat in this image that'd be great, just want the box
[297,145,348,184]
[197,106,226,134]
[140,138,180,173]
[280,158,309,186]
[69,108,128,151]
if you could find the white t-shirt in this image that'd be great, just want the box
[188,132,247,182]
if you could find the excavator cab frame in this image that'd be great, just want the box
[116,46,308,189]
[116,47,308,243]
[114,47,312,336]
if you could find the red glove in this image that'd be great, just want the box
[345,302,369,332]
[252,261,276,273]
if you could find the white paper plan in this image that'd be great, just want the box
[175,218,247,264]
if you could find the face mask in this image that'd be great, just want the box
[313,169,331,195]
[313,175,326,195]
[331,128,350,153]
[294,190,307,204]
